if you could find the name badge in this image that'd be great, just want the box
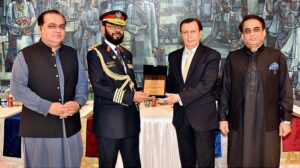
[106,61,116,68]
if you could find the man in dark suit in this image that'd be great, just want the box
[87,10,152,167]
[163,18,221,167]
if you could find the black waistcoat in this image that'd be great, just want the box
[20,40,80,138]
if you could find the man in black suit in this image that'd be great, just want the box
[87,10,152,168]
[163,18,221,167]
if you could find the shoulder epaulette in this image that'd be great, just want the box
[120,44,131,52]
[88,43,101,51]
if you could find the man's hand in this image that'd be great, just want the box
[161,93,180,105]
[133,91,153,103]
[219,121,229,134]
[49,101,80,118]
[48,102,69,117]
[279,122,292,137]
[63,101,80,117]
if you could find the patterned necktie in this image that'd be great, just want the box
[115,46,127,73]
[115,46,124,65]
[182,50,192,82]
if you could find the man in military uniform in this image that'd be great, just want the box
[87,10,152,167]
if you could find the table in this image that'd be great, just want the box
[0,105,24,168]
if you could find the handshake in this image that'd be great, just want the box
[133,92,181,105]
[133,91,155,103]
[48,101,80,118]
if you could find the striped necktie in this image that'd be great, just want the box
[115,46,127,73]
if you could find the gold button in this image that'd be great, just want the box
[56,75,58,77]
[54,64,57,67]
[52,53,55,56]
[57,87,60,90]
[58,99,61,101]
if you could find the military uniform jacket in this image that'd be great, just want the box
[87,42,140,139]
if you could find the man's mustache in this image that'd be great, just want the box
[112,33,122,36]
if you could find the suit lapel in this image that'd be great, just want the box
[185,44,206,84]
[175,48,184,84]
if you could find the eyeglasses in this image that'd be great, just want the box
[47,23,66,30]
[243,27,262,35]
[106,24,125,31]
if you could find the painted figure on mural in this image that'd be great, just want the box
[74,0,101,68]
[99,0,112,14]
[35,0,54,16]
[184,0,197,17]
[265,0,300,88]
[50,0,60,10]
[5,0,37,72]
[62,0,75,20]
[6,0,36,36]
[203,0,243,58]
[126,0,159,66]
